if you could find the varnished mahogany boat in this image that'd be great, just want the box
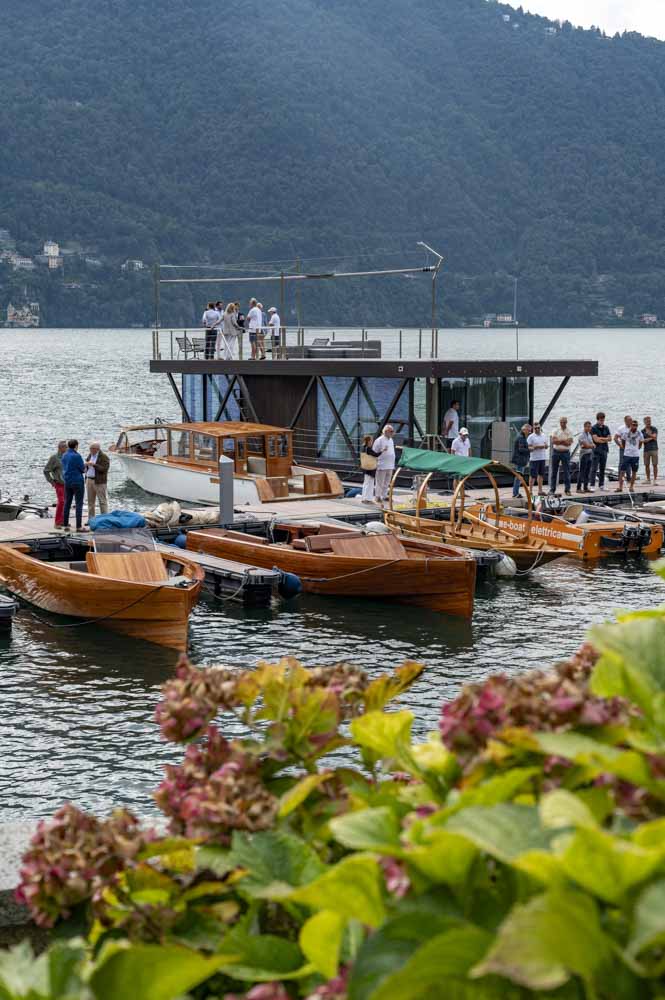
[385,448,568,573]
[186,523,477,618]
[463,501,664,560]
[0,543,203,651]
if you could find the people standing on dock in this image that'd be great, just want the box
[268,307,281,353]
[43,440,67,527]
[202,302,220,360]
[61,440,86,533]
[616,419,643,493]
[373,424,396,505]
[614,415,634,493]
[247,298,265,361]
[360,433,378,503]
[511,423,531,498]
[590,412,612,491]
[642,416,658,484]
[527,421,548,494]
[549,416,573,495]
[577,421,595,494]
[443,400,460,451]
[84,442,110,520]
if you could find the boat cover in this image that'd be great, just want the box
[89,510,147,531]
[398,447,491,476]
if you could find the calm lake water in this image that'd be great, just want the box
[1,327,664,821]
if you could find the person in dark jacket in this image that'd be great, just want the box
[61,439,87,532]
[511,423,532,498]
[84,442,111,520]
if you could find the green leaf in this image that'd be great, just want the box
[559,826,662,904]
[0,942,49,998]
[278,773,331,817]
[348,902,463,1000]
[362,661,424,711]
[227,829,326,899]
[288,854,386,928]
[350,710,414,764]
[300,910,345,980]
[216,932,306,982]
[366,925,493,1000]
[329,807,402,854]
[628,879,665,957]
[90,943,234,1000]
[196,844,233,877]
[440,767,541,819]
[445,804,553,862]
[472,890,612,990]
[539,789,598,830]
[406,831,477,889]
[590,617,665,726]
[410,733,458,782]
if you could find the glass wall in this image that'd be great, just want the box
[316,377,410,461]
[466,378,502,458]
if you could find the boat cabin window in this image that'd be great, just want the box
[192,433,218,465]
[236,438,246,460]
[268,433,290,458]
[222,438,235,457]
[246,436,266,456]
[168,430,191,460]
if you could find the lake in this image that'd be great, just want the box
[1,326,664,821]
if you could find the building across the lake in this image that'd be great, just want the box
[5,302,40,328]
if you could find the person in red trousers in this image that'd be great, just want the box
[43,440,67,526]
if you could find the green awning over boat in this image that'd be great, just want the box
[398,446,492,476]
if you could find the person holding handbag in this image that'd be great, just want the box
[360,433,378,503]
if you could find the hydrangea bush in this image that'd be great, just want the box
[6,568,665,999]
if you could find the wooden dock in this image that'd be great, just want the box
[155,542,279,605]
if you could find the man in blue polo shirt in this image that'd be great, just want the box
[61,439,87,532]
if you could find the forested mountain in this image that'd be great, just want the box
[2,0,665,328]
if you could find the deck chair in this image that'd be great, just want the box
[176,335,196,357]
[311,337,330,347]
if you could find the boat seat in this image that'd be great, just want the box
[305,531,364,552]
[330,533,407,558]
[68,561,89,573]
[220,529,268,544]
[292,539,308,550]
[86,550,168,582]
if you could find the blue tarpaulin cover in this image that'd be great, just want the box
[89,510,147,531]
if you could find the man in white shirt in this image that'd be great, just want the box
[372,424,396,504]
[443,400,460,451]
[451,427,471,458]
[268,307,281,355]
[202,302,220,360]
[616,419,643,493]
[527,421,548,494]
[247,298,264,360]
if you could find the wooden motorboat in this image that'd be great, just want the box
[385,448,568,573]
[111,421,343,506]
[0,543,203,652]
[186,522,477,618]
[464,501,664,560]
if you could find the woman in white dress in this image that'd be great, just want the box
[218,303,239,359]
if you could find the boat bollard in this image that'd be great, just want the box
[0,594,19,634]
[219,454,235,524]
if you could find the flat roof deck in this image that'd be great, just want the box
[150,358,598,378]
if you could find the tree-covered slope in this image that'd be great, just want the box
[2,0,665,326]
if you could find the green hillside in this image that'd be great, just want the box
[1,0,665,327]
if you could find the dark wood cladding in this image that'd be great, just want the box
[241,374,317,430]
[151,358,599,378]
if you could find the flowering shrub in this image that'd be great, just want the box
[8,576,665,1000]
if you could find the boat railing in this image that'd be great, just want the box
[151,326,442,362]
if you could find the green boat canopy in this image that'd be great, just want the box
[398,446,492,476]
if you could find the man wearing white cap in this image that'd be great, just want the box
[268,307,281,355]
[451,427,471,457]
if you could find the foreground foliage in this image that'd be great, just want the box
[7,565,665,998]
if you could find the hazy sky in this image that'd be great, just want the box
[507,1,665,39]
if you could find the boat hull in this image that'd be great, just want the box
[186,529,476,618]
[386,512,566,572]
[114,453,261,505]
[464,504,664,560]
[0,547,203,652]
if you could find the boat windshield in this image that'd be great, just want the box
[93,528,156,553]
